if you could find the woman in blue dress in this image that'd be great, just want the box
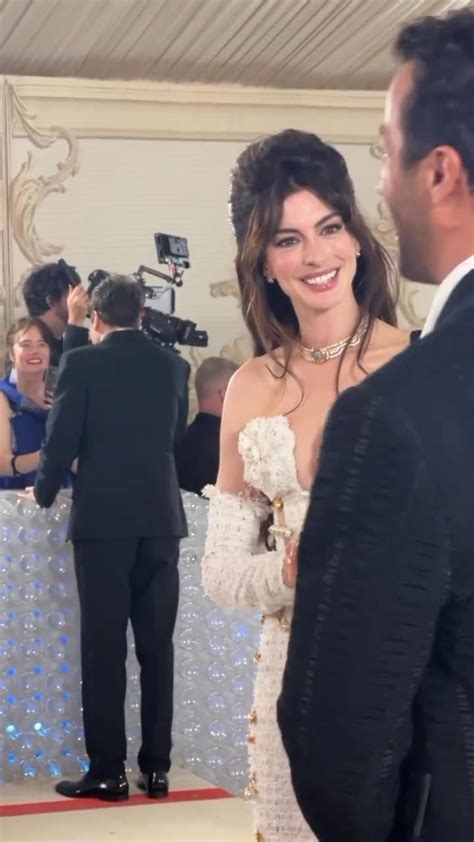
[0,317,54,489]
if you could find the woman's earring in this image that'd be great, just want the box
[265,276,275,284]
[356,249,361,258]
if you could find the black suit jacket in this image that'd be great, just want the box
[278,271,474,842]
[35,330,189,541]
[46,323,89,367]
[175,412,221,494]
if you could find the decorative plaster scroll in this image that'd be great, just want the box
[369,140,424,329]
[372,200,424,329]
[219,335,252,366]
[210,278,239,300]
[7,81,79,267]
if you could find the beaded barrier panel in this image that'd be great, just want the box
[0,492,260,795]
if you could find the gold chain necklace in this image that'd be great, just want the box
[298,316,369,364]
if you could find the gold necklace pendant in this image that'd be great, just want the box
[298,316,368,364]
[309,347,330,364]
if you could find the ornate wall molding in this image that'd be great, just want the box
[210,279,239,300]
[371,201,424,329]
[7,81,79,273]
[7,76,385,144]
[219,335,252,366]
[369,141,424,329]
[1,76,15,332]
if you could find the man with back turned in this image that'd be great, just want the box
[34,275,189,801]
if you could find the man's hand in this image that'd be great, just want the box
[67,284,89,326]
[21,487,36,501]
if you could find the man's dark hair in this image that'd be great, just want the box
[395,8,474,187]
[22,262,81,316]
[91,275,145,328]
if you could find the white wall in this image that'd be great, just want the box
[1,77,434,392]
[9,136,246,362]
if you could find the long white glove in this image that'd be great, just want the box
[202,487,295,614]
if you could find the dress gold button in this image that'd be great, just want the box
[253,650,262,663]
[248,709,257,725]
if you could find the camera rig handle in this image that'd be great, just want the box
[134,264,184,288]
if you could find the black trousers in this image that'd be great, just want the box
[73,536,180,778]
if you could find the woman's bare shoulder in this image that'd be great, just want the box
[229,352,284,389]
[361,320,410,374]
[372,320,411,353]
[223,352,284,429]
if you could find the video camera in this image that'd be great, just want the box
[87,234,208,353]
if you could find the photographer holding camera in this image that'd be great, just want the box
[34,274,189,802]
[22,261,90,366]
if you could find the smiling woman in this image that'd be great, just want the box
[0,318,53,488]
[233,130,400,365]
[202,129,409,841]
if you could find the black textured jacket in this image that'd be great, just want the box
[278,271,474,842]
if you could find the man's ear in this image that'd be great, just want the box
[428,145,465,204]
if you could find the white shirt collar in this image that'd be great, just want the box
[421,255,474,337]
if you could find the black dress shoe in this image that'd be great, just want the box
[137,771,169,798]
[55,772,129,801]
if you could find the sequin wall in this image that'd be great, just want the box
[0,492,260,795]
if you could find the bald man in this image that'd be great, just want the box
[176,357,238,494]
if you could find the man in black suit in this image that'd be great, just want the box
[34,275,189,801]
[23,261,90,366]
[278,8,474,842]
[176,356,238,494]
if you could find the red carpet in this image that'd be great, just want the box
[1,786,233,817]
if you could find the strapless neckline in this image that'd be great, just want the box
[239,414,311,496]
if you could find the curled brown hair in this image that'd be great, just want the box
[230,129,398,375]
